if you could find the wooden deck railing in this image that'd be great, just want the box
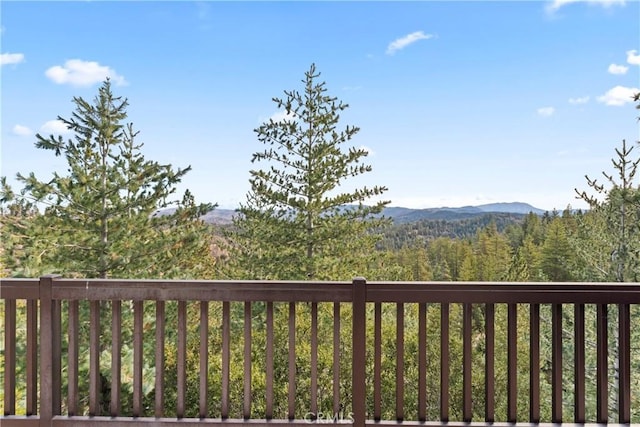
[1,276,639,426]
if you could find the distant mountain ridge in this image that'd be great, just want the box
[384,202,546,224]
[188,202,546,225]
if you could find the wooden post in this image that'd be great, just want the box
[352,277,367,427]
[40,274,61,427]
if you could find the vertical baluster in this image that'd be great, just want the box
[26,299,38,416]
[4,299,16,415]
[288,302,296,420]
[221,301,230,419]
[551,303,563,423]
[177,300,187,418]
[574,303,585,423]
[53,299,62,416]
[199,301,209,418]
[395,302,406,420]
[51,290,63,415]
[396,302,404,421]
[266,302,274,420]
[332,303,341,417]
[507,303,518,422]
[618,303,630,424]
[418,303,427,422]
[485,303,495,422]
[243,301,252,419]
[596,304,608,423]
[111,300,121,416]
[529,303,540,423]
[311,302,318,419]
[133,300,143,417]
[463,303,472,422]
[155,301,165,418]
[89,300,101,416]
[440,303,449,422]
[374,302,381,421]
[67,300,80,416]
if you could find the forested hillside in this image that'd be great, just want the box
[380,212,531,249]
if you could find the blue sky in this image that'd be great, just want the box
[1,1,639,211]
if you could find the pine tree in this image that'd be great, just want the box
[230,64,389,280]
[575,140,640,282]
[470,222,512,281]
[540,217,575,281]
[0,79,216,279]
[572,94,640,282]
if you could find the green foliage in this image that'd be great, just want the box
[380,213,527,250]
[0,80,218,418]
[540,218,576,281]
[570,93,640,282]
[0,79,216,279]
[230,64,389,280]
[575,139,640,282]
[464,223,511,281]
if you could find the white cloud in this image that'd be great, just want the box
[12,124,32,136]
[597,85,639,106]
[608,63,628,75]
[627,50,640,66]
[1,52,25,66]
[537,106,555,117]
[386,31,434,55]
[45,59,126,87]
[40,120,71,135]
[546,0,577,10]
[546,0,625,12]
[569,96,590,105]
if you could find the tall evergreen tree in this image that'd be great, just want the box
[575,139,640,282]
[230,64,389,280]
[540,217,575,281]
[0,79,216,279]
[463,222,511,281]
[573,93,640,281]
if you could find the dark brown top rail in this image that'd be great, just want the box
[1,276,639,427]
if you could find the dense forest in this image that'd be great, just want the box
[1,67,639,422]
